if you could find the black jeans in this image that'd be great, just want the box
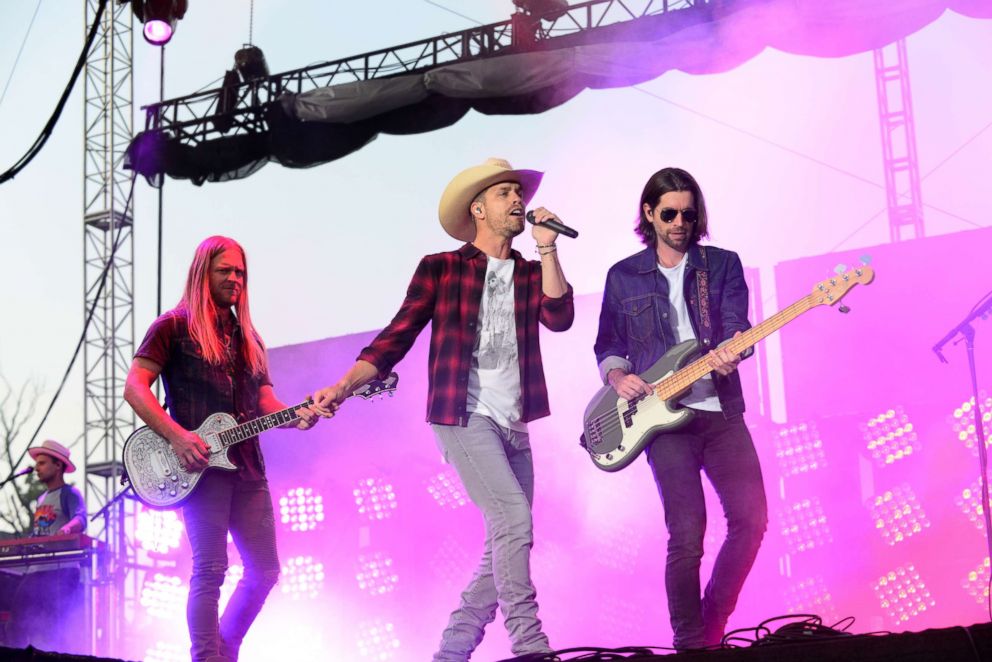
[182,472,280,662]
[647,410,767,650]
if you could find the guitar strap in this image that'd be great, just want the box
[695,245,712,345]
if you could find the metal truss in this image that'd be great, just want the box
[143,0,710,144]
[82,0,137,655]
[873,39,925,242]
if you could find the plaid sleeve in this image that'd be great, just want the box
[358,255,439,377]
[539,282,574,332]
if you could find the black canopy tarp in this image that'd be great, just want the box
[126,0,992,185]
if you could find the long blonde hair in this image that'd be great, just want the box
[177,236,267,375]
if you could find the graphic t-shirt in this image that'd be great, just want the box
[658,256,721,412]
[32,486,85,537]
[466,256,525,430]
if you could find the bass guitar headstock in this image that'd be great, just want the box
[352,372,399,400]
[810,258,875,309]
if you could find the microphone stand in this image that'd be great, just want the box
[0,470,30,488]
[933,291,992,608]
[89,484,134,523]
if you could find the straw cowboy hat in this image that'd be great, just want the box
[438,158,543,242]
[28,439,76,473]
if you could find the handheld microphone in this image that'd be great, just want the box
[526,210,579,239]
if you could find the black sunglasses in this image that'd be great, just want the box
[658,208,698,224]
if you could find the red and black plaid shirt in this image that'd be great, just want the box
[358,243,574,426]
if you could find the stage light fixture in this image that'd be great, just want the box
[357,619,401,661]
[426,468,469,509]
[873,564,935,624]
[962,556,991,605]
[774,421,827,477]
[281,555,325,600]
[870,484,930,546]
[130,0,189,46]
[353,477,398,521]
[355,551,400,597]
[778,497,833,554]
[512,0,569,20]
[279,486,325,532]
[783,576,839,625]
[235,45,270,82]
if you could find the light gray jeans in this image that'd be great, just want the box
[430,414,552,661]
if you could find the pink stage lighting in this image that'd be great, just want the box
[139,572,186,621]
[950,394,992,456]
[135,504,184,554]
[873,564,935,624]
[870,484,930,546]
[144,641,187,662]
[356,551,399,597]
[954,477,992,531]
[279,486,325,532]
[775,421,827,476]
[281,555,325,600]
[354,477,397,521]
[356,619,401,661]
[962,557,991,605]
[142,19,174,45]
[862,407,918,467]
[778,497,833,554]
[783,576,839,624]
[426,468,469,509]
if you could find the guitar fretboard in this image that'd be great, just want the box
[217,399,312,448]
[655,294,817,400]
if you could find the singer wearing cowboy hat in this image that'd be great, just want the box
[313,158,574,661]
[5,439,87,653]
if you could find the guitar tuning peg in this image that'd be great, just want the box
[838,305,851,314]
[834,263,847,275]
[859,254,872,265]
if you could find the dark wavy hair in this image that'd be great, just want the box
[635,167,709,247]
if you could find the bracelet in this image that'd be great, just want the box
[536,242,557,249]
[536,247,557,256]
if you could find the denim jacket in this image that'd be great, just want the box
[593,244,751,418]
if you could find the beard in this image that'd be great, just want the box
[659,229,691,252]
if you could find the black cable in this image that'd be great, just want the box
[0,0,108,185]
[11,171,137,470]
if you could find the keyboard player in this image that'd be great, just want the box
[4,439,87,653]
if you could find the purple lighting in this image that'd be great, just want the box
[143,20,173,45]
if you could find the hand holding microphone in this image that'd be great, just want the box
[526,209,579,239]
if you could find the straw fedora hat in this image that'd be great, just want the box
[28,439,76,473]
[438,158,543,242]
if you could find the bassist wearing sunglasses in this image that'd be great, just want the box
[593,167,768,651]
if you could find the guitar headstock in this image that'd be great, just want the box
[352,372,399,400]
[810,263,875,307]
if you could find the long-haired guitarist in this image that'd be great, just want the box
[593,168,768,651]
[313,158,573,661]
[124,236,319,662]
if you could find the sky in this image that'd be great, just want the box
[0,0,990,453]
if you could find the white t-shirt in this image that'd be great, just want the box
[658,255,722,412]
[466,256,525,430]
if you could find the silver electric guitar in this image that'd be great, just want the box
[581,264,874,472]
[123,373,399,508]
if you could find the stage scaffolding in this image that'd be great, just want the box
[81,0,136,655]
[139,0,710,144]
[873,39,926,242]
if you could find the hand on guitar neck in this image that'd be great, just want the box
[608,331,744,401]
